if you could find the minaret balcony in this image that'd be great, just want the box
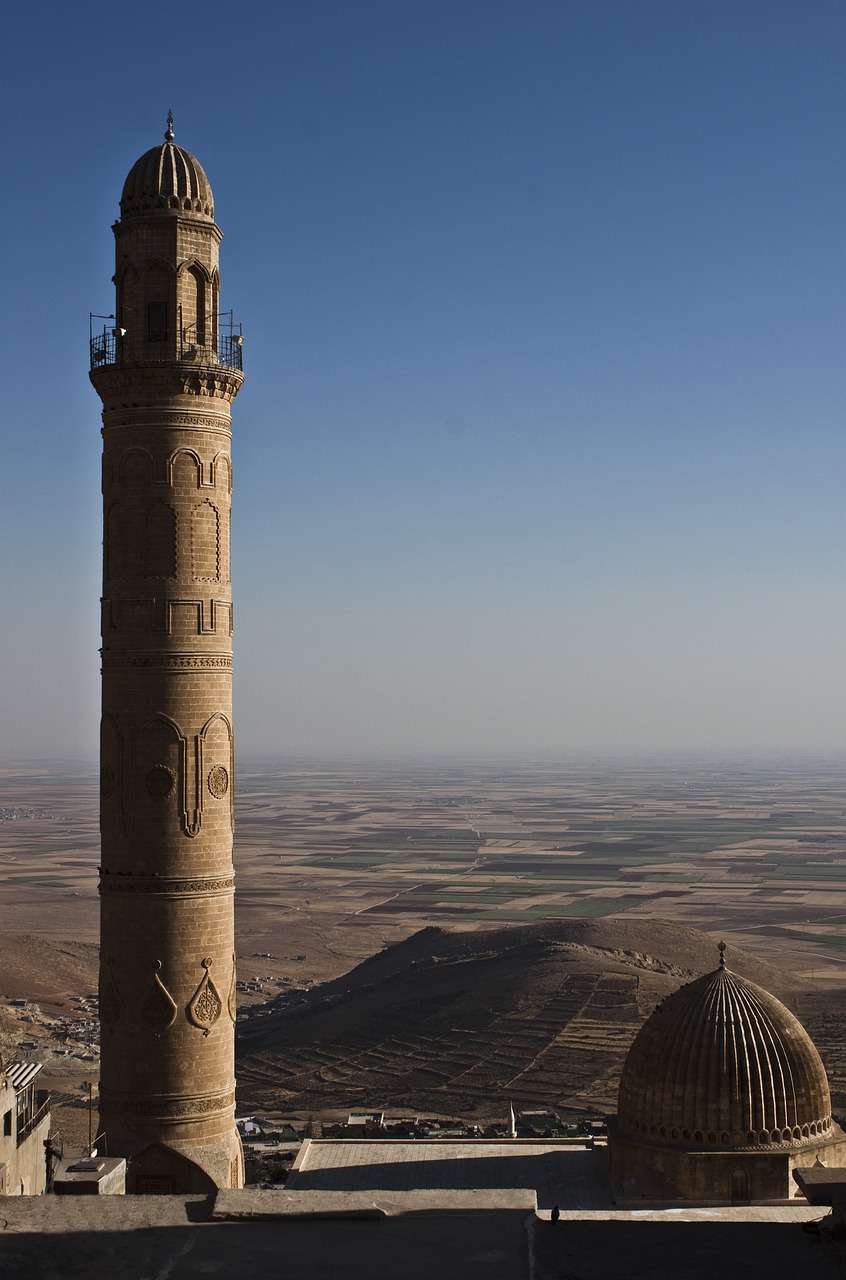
[90,318,243,373]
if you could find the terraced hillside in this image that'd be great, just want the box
[236,917,808,1120]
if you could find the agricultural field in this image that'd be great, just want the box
[4,753,846,1132]
[232,755,846,986]
[2,754,846,994]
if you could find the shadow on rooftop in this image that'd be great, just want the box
[531,1217,844,1280]
[289,1144,613,1209]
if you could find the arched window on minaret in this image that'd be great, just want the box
[116,265,138,349]
[211,270,220,354]
[189,267,207,348]
[146,264,170,342]
[192,500,220,581]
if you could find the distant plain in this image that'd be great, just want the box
[4,756,846,1131]
[3,755,846,990]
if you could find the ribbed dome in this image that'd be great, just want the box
[120,121,214,219]
[617,962,832,1149]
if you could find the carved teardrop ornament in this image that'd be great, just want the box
[100,956,123,1032]
[227,951,237,1023]
[140,960,178,1036]
[187,957,223,1036]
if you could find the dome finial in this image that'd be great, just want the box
[718,940,726,970]
[165,110,174,143]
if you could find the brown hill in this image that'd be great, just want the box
[0,933,98,1009]
[235,917,802,1121]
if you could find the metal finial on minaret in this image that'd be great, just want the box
[165,111,174,142]
[718,940,727,970]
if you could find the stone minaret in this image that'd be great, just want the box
[90,117,244,1193]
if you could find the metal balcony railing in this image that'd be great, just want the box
[17,1094,50,1148]
[217,334,244,371]
[90,314,243,373]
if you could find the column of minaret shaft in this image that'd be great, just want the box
[90,122,244,1194]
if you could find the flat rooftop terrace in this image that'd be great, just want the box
[287,1138,614,1209]
[0,1186,839,1280]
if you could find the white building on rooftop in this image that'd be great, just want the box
[1,1060,51,1195]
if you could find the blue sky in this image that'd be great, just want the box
[3,0,846,758]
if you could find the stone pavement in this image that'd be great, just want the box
[288,1138,613,1208]
[528,1211,845,1280]
[0,1195,532,1280]
[0,1189,844,1280]
[214,1186,537,1217]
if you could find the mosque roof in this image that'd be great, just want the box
[616,946,833,1148]
[120,114,214,220]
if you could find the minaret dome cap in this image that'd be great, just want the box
[120,117,214,220]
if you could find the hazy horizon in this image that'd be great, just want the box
[4,748,846,776]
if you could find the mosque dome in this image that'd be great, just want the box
[616,951,833,1149]
[120,116,214,220]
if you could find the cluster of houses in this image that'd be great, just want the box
[236,1107,607,1146]
[8,995,99,1065]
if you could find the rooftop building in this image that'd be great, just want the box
[609,945,846,1202]
[0,1060,50,1196]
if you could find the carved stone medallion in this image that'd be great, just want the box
[187,958,223,1035]
[100,766,115,800]
[145,765,174,801]
[207,765,229,798]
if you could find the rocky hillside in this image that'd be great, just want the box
[236,917,804,1120]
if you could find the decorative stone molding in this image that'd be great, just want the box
[120,1089,235,1118]
[228,952,237,1024]
[145,765,174,801]
[101,595,232,637]
[91,363,244,407]
[104,415,232,435]
[187,958,223,1035]
[192,499,221,581]
[99,874,234,895]
[100,957,123,1032]
[140,961,178,1035]
[101,653,232,671]
[207,765,229,798]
